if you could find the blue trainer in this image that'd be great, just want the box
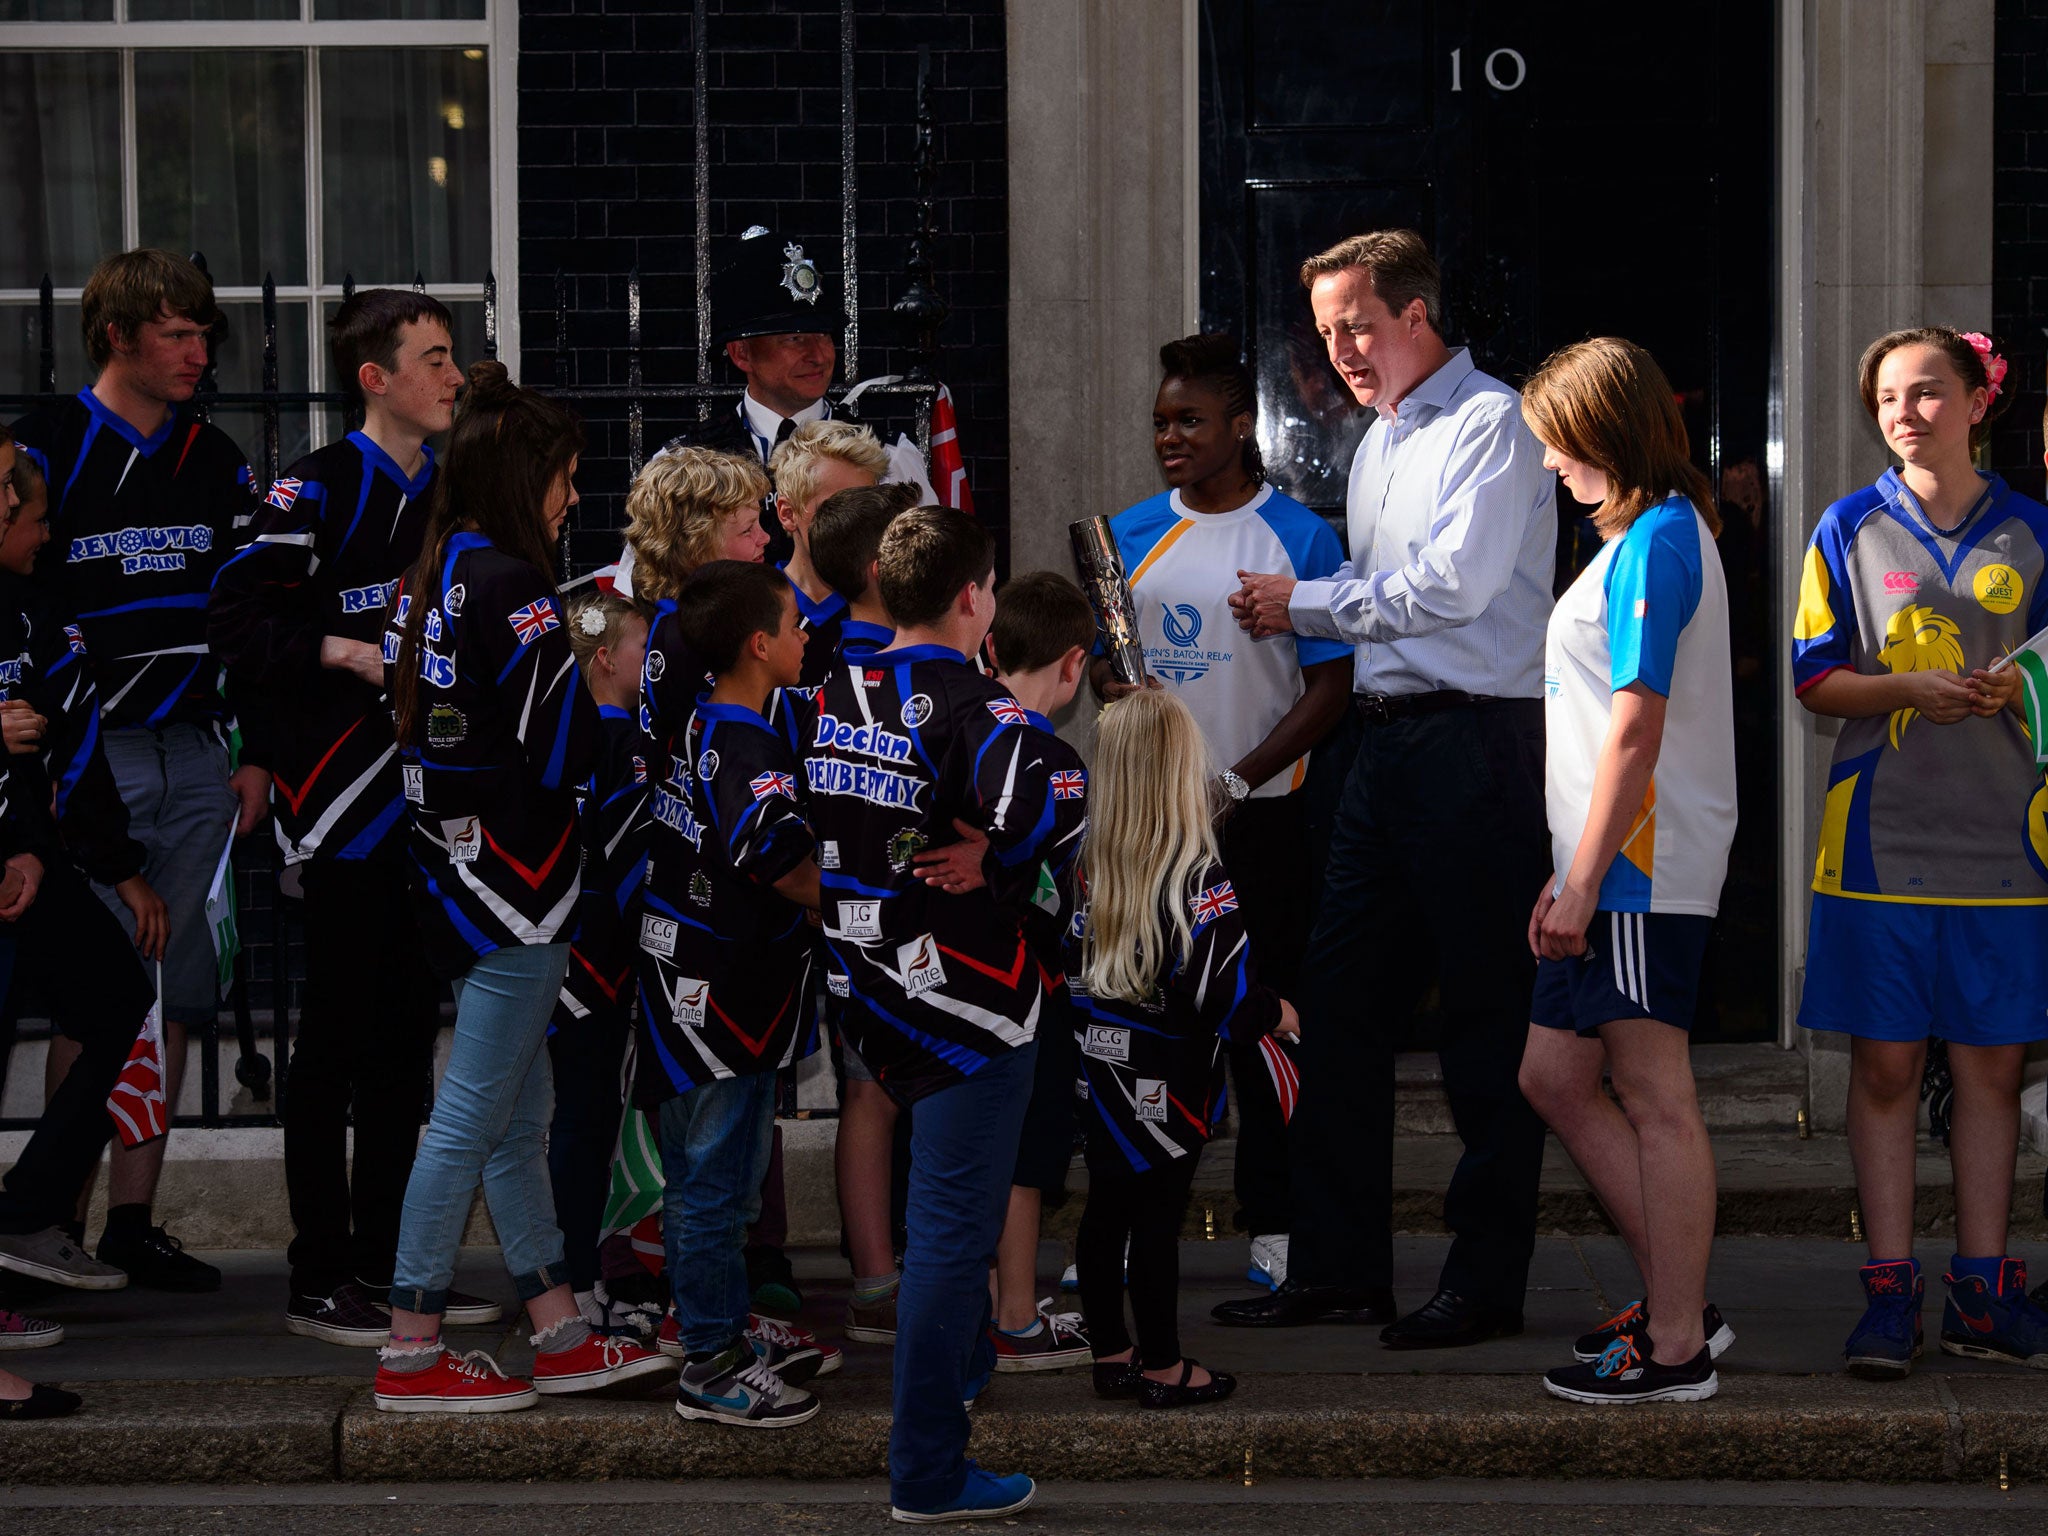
[1844,1257,1922,1380]
[890,1462,1036,1524]
[1941,1256,2048,1369]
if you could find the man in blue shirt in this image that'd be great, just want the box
[1219,230,1557,1349]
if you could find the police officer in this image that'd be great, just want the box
[661,227,847,563]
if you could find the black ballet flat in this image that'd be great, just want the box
[1137,1358,1237,1410]
[0,1382,81,1419]
[1092,1358,1142,1399]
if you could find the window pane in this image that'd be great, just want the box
[316,0,482,17]
[320,49,489,286]
[205,299,311,474]
[136,51,308,287]
[0,53,123,288]
[129,0,297,17]
[0,300,81,398]
[0,0,113,18]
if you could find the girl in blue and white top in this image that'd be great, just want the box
[1515,338,1738,1407]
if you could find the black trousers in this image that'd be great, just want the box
[1288,699,1550,1311]
[1076,1153,1200,1370]
[1217,793,1311,1237]
[547,1001,629,1295]
[283,856,441,1295]
[0,859,154,1235]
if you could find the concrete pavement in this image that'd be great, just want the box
[7,1234,2048,1486]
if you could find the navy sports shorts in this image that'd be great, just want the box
[1531,910,1713,1034]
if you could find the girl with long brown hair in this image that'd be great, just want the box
[1515,337,1737,1405]
[373,362,668,1412]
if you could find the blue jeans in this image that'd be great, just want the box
[389,942,572,1315]
[659,1070,778,1357]
[891,1040,1035,1510]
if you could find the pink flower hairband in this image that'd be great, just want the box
[1960,331,2008,403]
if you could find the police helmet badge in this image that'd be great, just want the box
[780,243,822,306]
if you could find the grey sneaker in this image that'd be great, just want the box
[846,1289,897,1345]
[0,1226,128,1290]
[674,1339,819,1429]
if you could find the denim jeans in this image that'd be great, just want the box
[890,1040,1035,1511]
[659,1069,778,1357]
[388,942,572,1316]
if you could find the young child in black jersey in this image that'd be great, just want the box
[805,482,920,1341]
[982,574,1094,1370]
[807,507,1061,1523]
[641,560,827,1430]
[624,446,808,1316]
[549,591,650,1323]
[767,422,887,684]
[1071,688,1298,1410]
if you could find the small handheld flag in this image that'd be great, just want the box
[1992,625,2048,770]
[107,962,169,1149]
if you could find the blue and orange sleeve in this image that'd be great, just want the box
[1606,503,1703,697]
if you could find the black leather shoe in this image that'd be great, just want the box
[1379,1289,1523,1350]
[1091,1358,1142,1399]
[1138,1357,1238,1409]
[1210,1279,1398,1328]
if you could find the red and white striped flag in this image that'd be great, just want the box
[930,383,974,515]
[1258,1033,1299,1125]
[107,967,168,1148]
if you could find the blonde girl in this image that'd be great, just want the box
[1067,688,1297,1410]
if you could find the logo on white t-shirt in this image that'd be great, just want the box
[1153,600,1222,685]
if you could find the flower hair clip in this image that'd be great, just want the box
[1960,331,2008,403]
[576,606,610,638]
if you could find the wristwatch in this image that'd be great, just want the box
[1219,769,1251,803]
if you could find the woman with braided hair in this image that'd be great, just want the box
[1091,333,1351,1294]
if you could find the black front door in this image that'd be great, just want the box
[1200,0,1777,1041]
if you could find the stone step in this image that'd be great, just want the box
[1394,1041,1807,1135]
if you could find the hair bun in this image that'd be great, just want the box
[461,358,516,406]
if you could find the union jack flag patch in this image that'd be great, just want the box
[508,599,560,646]
[987,697,1029,726]
[749,770,796,801]
[1189,880,1238,929]
[62,625,86,656]
[1050,769,1086,800]
[265,477,303,512]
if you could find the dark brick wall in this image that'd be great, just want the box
[516,0,1010,572]
[1994,0,2048,496]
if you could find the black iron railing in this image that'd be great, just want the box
[0,15,952,1132]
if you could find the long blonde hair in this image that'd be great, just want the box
[1079,689,1219,1003]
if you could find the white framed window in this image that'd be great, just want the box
[0,0,519,466]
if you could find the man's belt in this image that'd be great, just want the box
[1352,689,1495,724]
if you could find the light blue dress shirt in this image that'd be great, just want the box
[1286,348,1557,698]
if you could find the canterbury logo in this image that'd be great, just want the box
[1882,571,1919,593]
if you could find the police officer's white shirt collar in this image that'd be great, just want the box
[740,388,831,449]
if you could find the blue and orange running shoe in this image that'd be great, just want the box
[1844,1257,1922,1380]
[1941,1256,2048,1369]
[1572,1299,1736,1363]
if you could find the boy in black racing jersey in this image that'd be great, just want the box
[806,507,1060,1523]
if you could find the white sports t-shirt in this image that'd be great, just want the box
[1107,484,1350,798]
[1543,495,1736,916]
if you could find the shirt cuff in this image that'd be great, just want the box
[1286,578,1355,643]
